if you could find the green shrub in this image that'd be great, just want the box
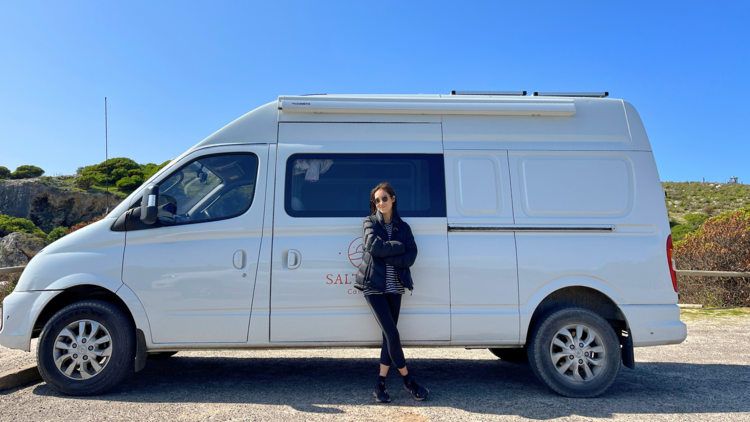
[75,175,96,190]
[0,166,10,179]
[684,213,710,230]
[48,226,69,242]
[116,175,144,193]
[670,224,692,242]
[143,160,171,181]
[0,212,41,237]
[10,165,44,179]
[80,157,140,186]
[78,158,170,192]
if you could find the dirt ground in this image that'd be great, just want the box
[1,309,749,421]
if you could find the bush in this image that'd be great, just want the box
[48,226,69,242]
[116,175,144,193]
[10,165,44,179]
[66,214,105,235]
[675,206,750,307]
[80,157,141,186]
[0,212,46,238]
[671,224,692,242]
[78,158,170,192]
[685,213,710,230]
[0,166,10,179]
[75,175,96,190]
[143,160,171,181]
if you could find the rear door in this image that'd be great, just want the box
[444,151,520,345]
[270,123,450,343]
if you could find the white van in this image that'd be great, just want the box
[0,92,686,397]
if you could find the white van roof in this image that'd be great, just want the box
[190,94,651,151]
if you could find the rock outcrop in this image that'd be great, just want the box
[0,179,122,233]
[0,232,50,268]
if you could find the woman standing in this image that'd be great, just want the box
[354,182,429,403]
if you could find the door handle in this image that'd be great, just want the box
[233,250,246,269]
[287,249,301,270]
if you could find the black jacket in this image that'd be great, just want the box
[354,210,418,293]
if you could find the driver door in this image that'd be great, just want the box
[122,144,269,344]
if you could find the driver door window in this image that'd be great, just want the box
[157,153,258,224]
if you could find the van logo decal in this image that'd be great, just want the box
[348,237,363,268]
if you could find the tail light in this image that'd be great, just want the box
[666,235,678,292]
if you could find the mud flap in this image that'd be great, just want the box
[134,329,148,372]
[620,330,635,369]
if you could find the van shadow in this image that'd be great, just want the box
[32,356,750,419]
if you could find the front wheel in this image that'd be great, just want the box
[527,307,621,398]
[37,300,135,395]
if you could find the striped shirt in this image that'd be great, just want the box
[364,222,405,296]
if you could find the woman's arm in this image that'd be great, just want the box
[382,224,418,268]
[362,217,405,257]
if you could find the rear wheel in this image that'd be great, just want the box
[37,300,135,395]
[488,348,528,362]
[527,307,620,398]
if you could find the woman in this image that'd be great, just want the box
[354,182,429,403]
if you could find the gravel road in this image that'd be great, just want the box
[1,309,748,421]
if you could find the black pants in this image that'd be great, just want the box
[365,293,406,368]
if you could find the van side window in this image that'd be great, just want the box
[156,153,258,225]
[285,153,446,218]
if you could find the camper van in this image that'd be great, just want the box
[0,92,686,398]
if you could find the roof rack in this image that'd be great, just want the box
[451,91,527,96]
[532,92,609,98]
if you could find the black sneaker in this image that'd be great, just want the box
[404,379,429,401]
[373,381,391,403]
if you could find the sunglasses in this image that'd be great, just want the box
[373,195,390,205]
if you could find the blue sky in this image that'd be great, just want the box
[1,1,748,182]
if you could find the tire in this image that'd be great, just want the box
[527,306,621,398]
[37,300,135,396]
[489,347,528,362]
[148,351,178,360]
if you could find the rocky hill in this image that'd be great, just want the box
[663,181,750,223]
[0,178,122,233]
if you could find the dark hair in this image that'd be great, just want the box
[369,182,398,215]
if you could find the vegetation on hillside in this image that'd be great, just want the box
[0,212,47,239]
[0,165,45,180]
[77,157,170,193]
[664,181,750,243]
[663,181,750,220]
[675,206,750,307]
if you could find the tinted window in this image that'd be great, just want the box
[285,154,446,218]
[157,153,258,225]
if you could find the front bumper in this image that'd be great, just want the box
[619,304,687,347]
[0,290,61,351]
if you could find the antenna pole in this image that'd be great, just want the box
[105,97,109,214]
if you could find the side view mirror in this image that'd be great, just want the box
[141,185,159,225]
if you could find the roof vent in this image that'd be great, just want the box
[532,92,608,98]
[451,91,527,96]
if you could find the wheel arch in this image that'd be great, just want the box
[31,283,152,348]
[32,285,132,338]
[520,280,634,369]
